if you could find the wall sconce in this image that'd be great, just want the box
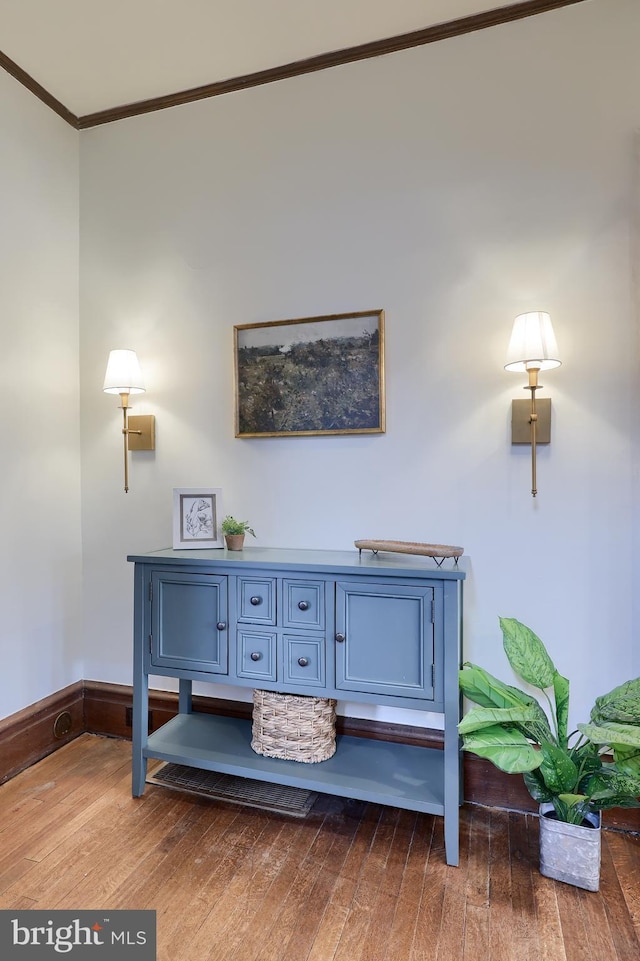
[103,349,155,493]
[505,311,561,497]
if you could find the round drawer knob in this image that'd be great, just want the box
[335,633,345,643]
[297,656,309,667]
[216,622,226,631]
[250,596,262,606]
[250,651,262,662]
[297,600,310,611]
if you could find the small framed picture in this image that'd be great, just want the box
[172,488,224,549]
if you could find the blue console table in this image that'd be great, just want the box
[128,547,466,865]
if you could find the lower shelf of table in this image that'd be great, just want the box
[141,712,449,816]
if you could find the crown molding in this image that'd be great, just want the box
[77,0,586,128]
[0,48,78,127]
[1,1,585,130]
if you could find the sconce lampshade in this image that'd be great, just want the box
[504,311,561,372]
[103,349,146,395]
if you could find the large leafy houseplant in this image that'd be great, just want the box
[459,617,640,825]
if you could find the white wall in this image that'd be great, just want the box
[0,72,82,718]
[78,0,640,728]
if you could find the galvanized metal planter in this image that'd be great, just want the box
[538,803,601,891]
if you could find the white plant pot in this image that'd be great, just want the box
[538,802,601,891]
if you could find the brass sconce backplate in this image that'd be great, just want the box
[511,398,551,445]
[127,414,156,450]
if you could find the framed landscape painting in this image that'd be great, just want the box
[234,309,385,438]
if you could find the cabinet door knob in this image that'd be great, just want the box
[297,656,309,667]
[335,633,345,643]
[250,596,262,606]
[216,622,226,631]
[250,651,262,662]
[297,600,310,611]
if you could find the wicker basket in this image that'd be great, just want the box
[251,690,337,763]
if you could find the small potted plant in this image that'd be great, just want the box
[221,515,256,551]
[459,617,640,891]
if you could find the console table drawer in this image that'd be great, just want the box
[237,576,276,624]
[283,634,325,686]
[236,629,277,681]
[282,578,325,630]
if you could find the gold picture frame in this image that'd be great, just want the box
[234,310,385,438]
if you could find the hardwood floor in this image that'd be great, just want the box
[0,734,639,961]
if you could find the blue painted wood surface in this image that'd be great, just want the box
[129,546,465,865]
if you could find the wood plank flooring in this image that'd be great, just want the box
[0,734,639,961]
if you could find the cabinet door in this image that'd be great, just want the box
[335,581,434,699]
[151,571,228,673]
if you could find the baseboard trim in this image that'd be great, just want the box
[83,680,448,747]
[78,681,640,831]
[0,681,85,784]
[4,681,639,832]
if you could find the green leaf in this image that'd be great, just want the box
[520,702,556,746]
[556,794,593,824]
[612,744,640,778]
[459,664,535,710]
[499,617,556,690]
[576,752,604,794]
[572,741,601,764]
[539,742,579,793]
[523,768,554,802]
[588,794,640,811]
[584,765,640,803]
[458,705,540,736]
[459,664,554,745]
[591,678,640,724]
[460,724,542,774]
[558,793,589,806]
[553,672,570,749]
[578,721,640,748]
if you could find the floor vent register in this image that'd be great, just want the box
[147,762,318,817]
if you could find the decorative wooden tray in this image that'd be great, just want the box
[354,540,463,566]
